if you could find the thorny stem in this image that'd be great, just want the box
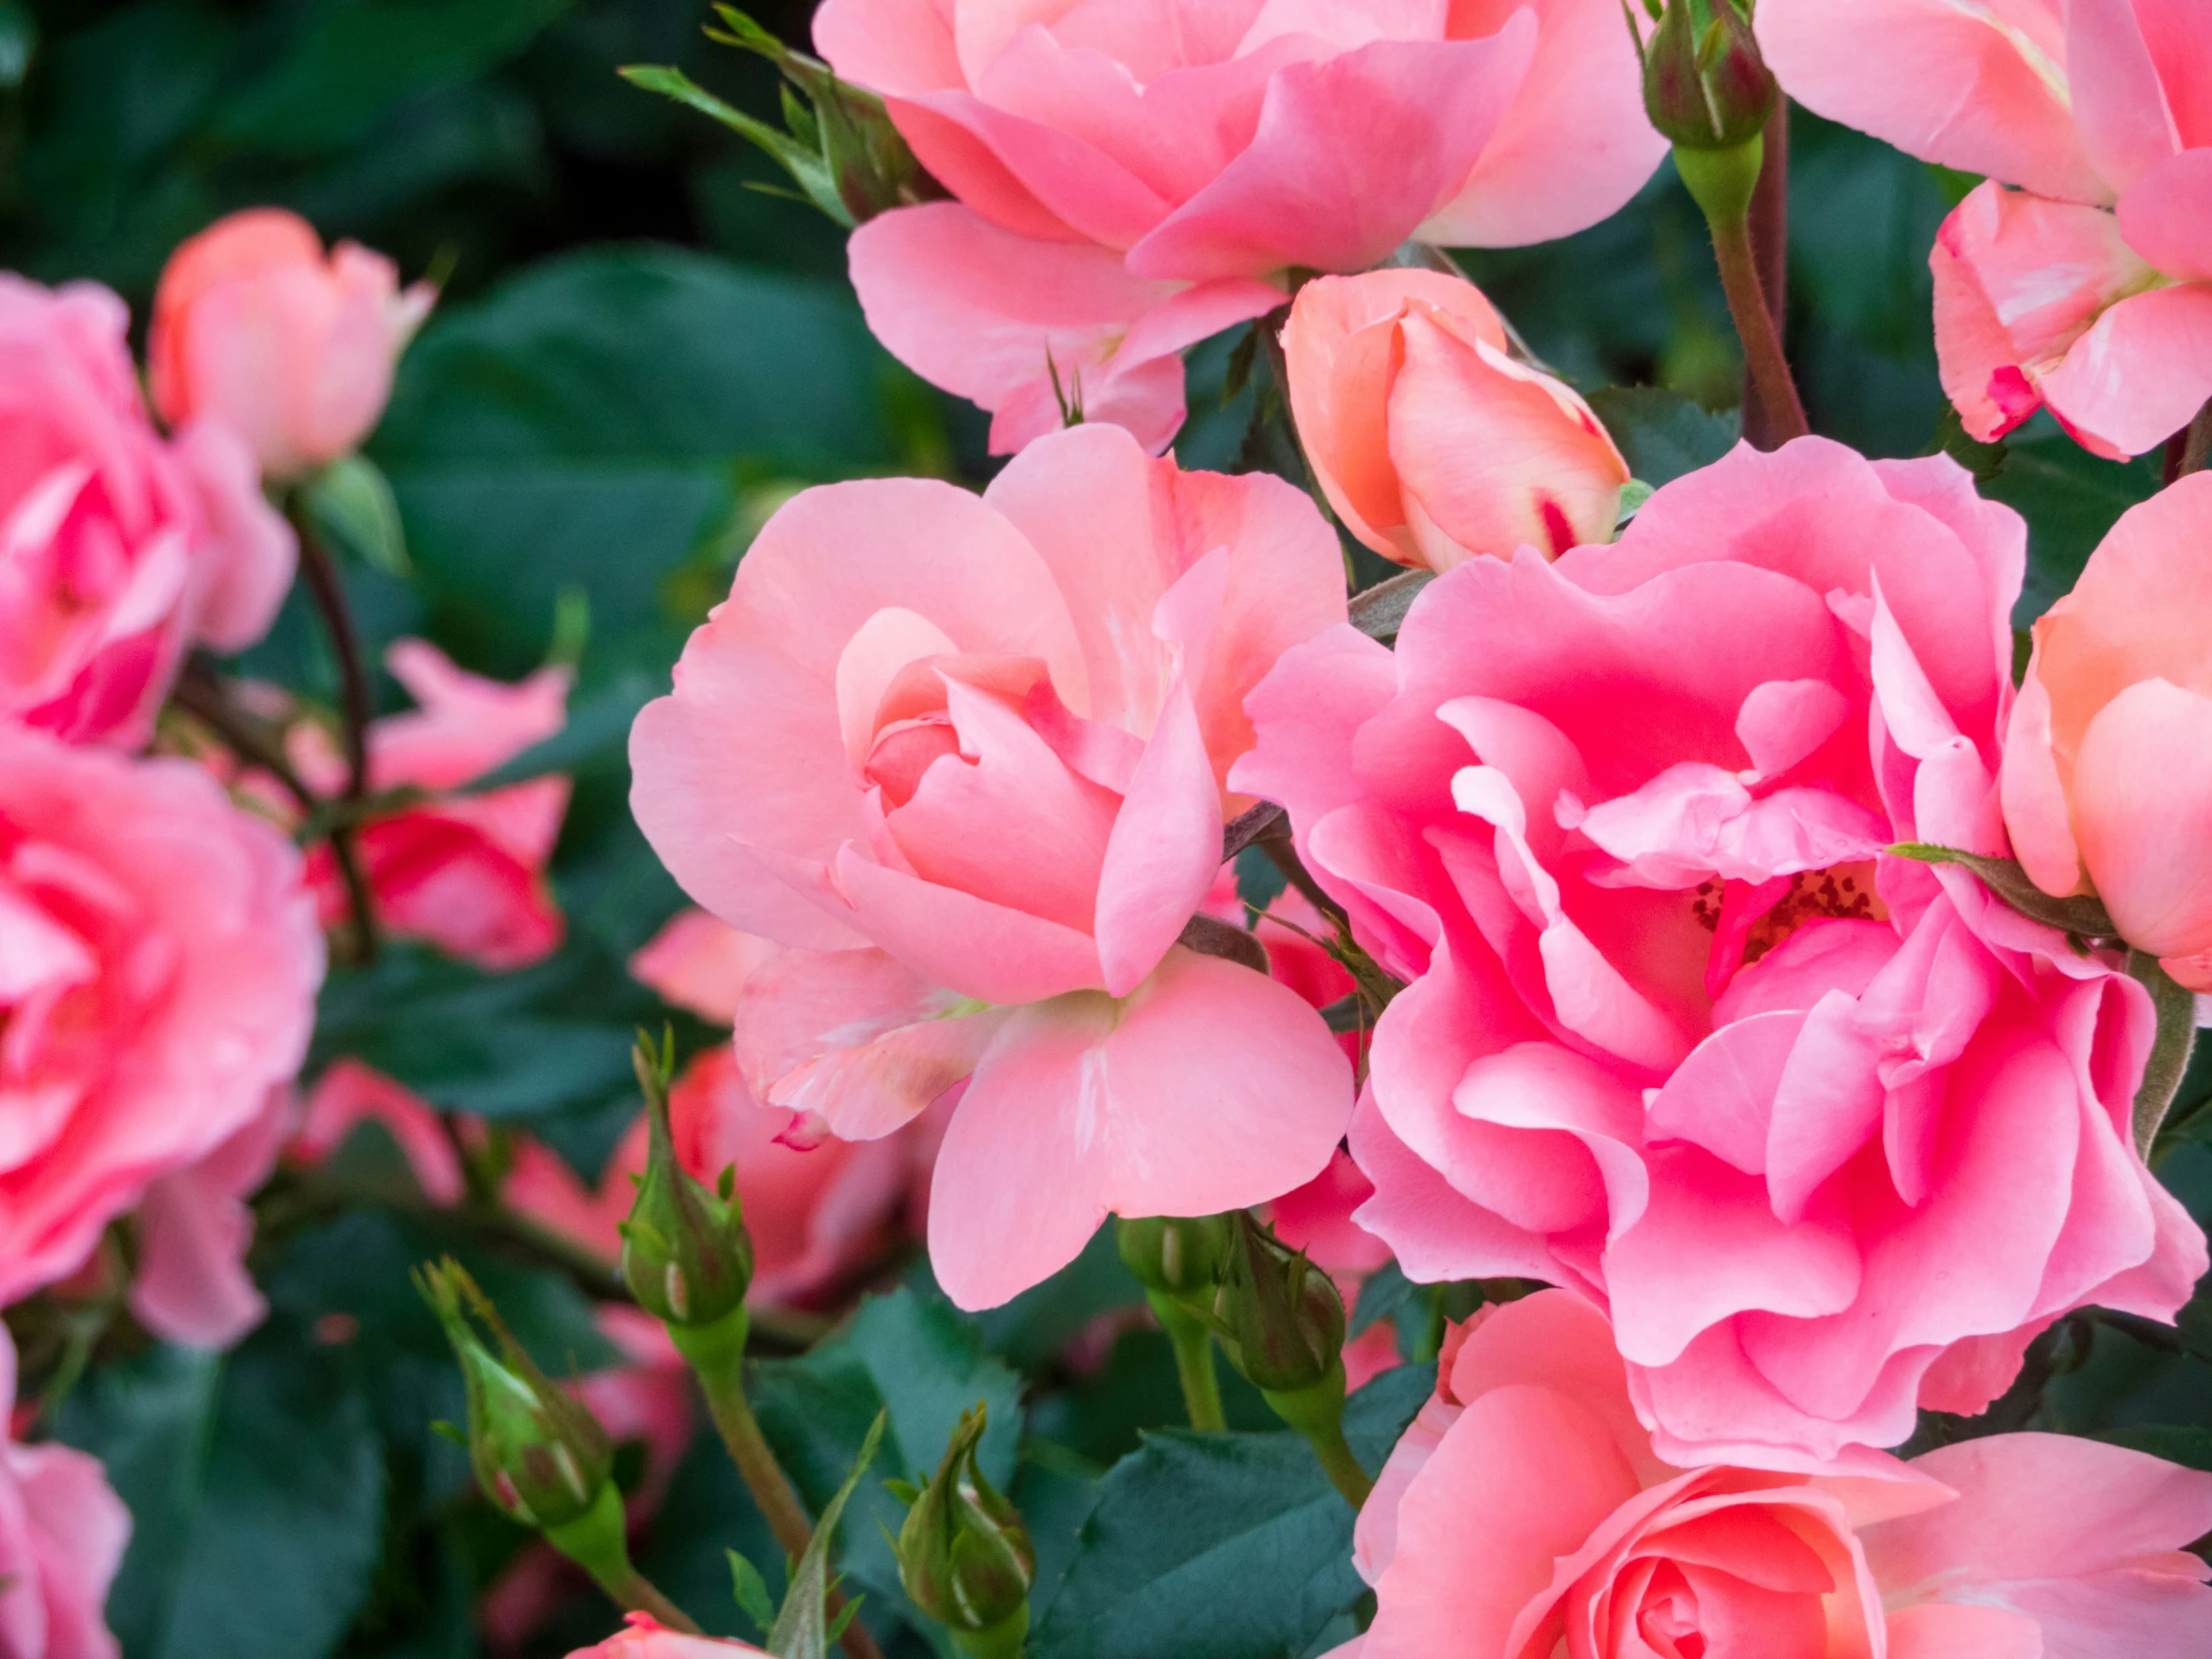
[1151,1290,1227,1431]
[1708,209,1809,444]
[290,505,381,963]
[1740,99,1793,450]
[673,1315,885,1659]
[1259,832,1351,933]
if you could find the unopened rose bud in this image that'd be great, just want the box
[1116,1214,1235,1303]
[417,1258,612,1531]
[619,1033,754,1331]
[1640,0,1775,152]
[1211,1213,1346,1396]
[891,1404,1034,1659]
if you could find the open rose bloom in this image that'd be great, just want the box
[2004,471,2212,988]
[1338,1292,2212,1659]
[631,422,1355,1308]
[1238,436,2206,1466]
[824,0,1666,450]
[0,726,322,1337]
[1759,0,2212,457]
[0,276,293,746]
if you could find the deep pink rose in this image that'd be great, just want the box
[294,638,571,970]
[150,208,433,480]
[826,0,1665,451]
[1236,436,2206,1465]
[0,276,293,745]
[0,1330,131,1659]
[1335,1291,2212,1659]
[1759,0,2212,458]
[2003,473,2212,989]
[0,726,321,1322]
[631,422,1355,1308]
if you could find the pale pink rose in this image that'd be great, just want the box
[295,638,572,970]
[0,727,322,1317]
[1236,436,2207,1465]
[826,0,1664,452]
[128,1085,293,1349]
[1283,270,1628,570]
[563,1617,768,1659]
[631,422,1355,1308]
[0,276,291,745]
[150,208,434,480]
[1350,1290,2212,1659]
[1759,0,2212,457]
[2003,472,2212,989]
[0,1329,131,1659]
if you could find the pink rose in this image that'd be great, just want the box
[294,638,572,970]
[1283,270,1629,570]
[127,1085,293,1349]
[563,1617,768,1659]
[1341,1291,2212,1659]
[1758,0,2212,457]
[2004,472,2212,988]
[631,422,1355,1309]
[0,276,292,745]
[0,1329,131,1659]
[291,1058,467,1205]
[150,208,434,480]
[827,0,1665,452]
[0,726,322,1320]
[1236,436,2206,1465]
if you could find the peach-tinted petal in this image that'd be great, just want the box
[2035,280,2212,459]
[629,908,783,1025]
[2070,677,2212,960]
[1756,0,2102,202]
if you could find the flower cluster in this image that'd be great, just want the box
[7,4,2212,1656]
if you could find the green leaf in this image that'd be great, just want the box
[0,0,35,89]
[1348,1260,1415,1341]
[303,454,410,578]
[1888,843,2117,938]
[2126,949,2198,1156]
[619,64,850,227]
[1348,570,1433,642]
[58,1327,385,1659]
[771,1411,888,1659]
[211,0,574,157]
[2092,1425,2212,1471]
[1030,1367,1431,1659]
[1585,387,1740,487]
[731,1549,781,1633]
[370,248,907,673]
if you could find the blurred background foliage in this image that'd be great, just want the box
[3,3,2203,1657]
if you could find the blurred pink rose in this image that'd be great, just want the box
[1341,1291,2212,1659]
[0,276,293,745]
[2004,472,2212,989]
[1759,0,2212,457]
[150,208,433,479]
[826,0,1664,451]
[295,638,571,970]
[291,1057,466,1204]
[1237,436,2206,1465]
[1283,270,1628,570]
[0,1329,131,1659]
[564,1619,768,1659]
[0,727,321,1320]
[631,422,1355,1308]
